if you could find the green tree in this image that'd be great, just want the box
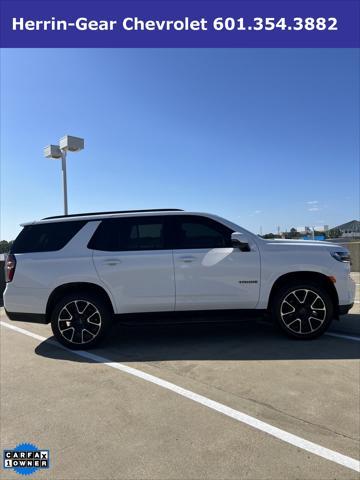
[289,227,298,239]
[327,228,342,239]
[0,240,12,253]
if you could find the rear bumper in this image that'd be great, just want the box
[338,304,354,316]
[3,283,49,317]
[5,309,48,324]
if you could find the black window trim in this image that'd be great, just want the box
[87,214,234,253]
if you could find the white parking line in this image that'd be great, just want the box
[1,320,359,473]
[326,332,360,342]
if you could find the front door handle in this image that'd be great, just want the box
[103,259,121,266]
[179,256,196,263]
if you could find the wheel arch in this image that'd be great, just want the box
[46,282,115,323]
[267,271,339,315]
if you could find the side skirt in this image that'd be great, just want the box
[114,309,267,326]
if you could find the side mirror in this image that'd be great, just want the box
[231,232,251,252]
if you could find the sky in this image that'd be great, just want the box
[1,48,359,240]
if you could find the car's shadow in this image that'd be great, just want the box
[35,313,360,363]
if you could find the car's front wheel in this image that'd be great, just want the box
[50,292,112,349]
[271,283,334,339]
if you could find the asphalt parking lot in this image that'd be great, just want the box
[1,273,359,480]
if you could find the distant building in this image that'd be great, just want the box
[314,225,329,233]
[297,224,336,234]
[296,226,310,234]
[327,220,360,238]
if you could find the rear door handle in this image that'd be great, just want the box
[179,256,196,263]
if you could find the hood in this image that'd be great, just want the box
[263,238,345,249]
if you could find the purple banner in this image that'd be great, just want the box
[1,0,359,48]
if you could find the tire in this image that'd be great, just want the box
[271,282,334,339]
[50,292,112,349]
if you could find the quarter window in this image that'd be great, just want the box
[11,221,86,253]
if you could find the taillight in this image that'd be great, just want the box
[5,253,16,282]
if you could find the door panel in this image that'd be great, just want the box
[170,215,260,310]
[90,216,175,313]
[93,250,175,313]
[174,247,260,310]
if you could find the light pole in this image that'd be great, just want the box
[44,135,84,215]
[61,149,68,215]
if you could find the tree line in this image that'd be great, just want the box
[0,240,13,253]
[261,227,342,240]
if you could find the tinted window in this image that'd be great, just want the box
[11,221,86,253]
[171,216,232,249]
[88,217,166,251]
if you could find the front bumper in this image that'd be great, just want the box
[334,271,356,310]
[338,303,354,316]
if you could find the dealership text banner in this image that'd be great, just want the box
[0,0,359,48]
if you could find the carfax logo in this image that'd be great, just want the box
[3,443,49,476]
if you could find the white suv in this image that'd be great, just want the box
[4,209,355,349]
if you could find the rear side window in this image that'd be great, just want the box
[11,221,86,253]
[88,217,167,251]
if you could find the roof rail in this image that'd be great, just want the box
[43,209,184,220]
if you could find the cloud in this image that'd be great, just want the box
[247,209,262,217]
[306,200,321,212]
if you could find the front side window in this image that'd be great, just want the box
[88,217,166,251]
[171,216,232,249]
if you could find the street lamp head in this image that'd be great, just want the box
[59,135,84,152]
[44,144,62,159]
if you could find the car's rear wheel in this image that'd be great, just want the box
[271,283,334,339]
[50,292,112,349]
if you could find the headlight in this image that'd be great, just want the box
[330,251,351,263]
